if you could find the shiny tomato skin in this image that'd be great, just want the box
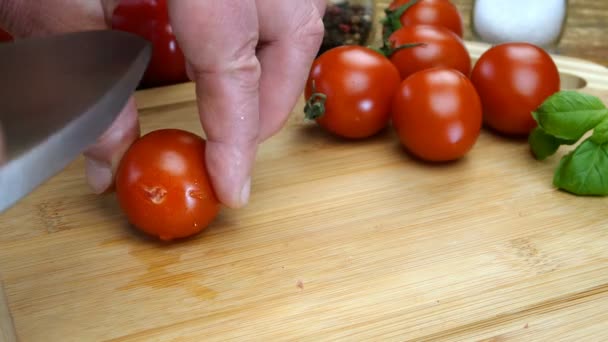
[115,129,220,241]
[0,28,12,42]
[305,46,401,139]
[389,0,463,37]
[388,25,471,81]
[392,67,482,162]
[470,42,560,136]
[112,0,188,88]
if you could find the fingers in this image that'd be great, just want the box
[83,98,140,194]
[168,0,261,208]
[255,0,325,141]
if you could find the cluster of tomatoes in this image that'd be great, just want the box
[305,0,560,162]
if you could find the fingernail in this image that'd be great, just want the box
[85,158,113,194]
[239,177,252,207]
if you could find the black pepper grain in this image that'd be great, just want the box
[318,1,373,56]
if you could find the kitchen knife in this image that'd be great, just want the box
[0,30,151,213]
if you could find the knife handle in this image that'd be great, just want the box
[0,279,17,342]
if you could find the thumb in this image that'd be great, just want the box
[83,99,140,194]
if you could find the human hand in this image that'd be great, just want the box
[0,0,325,208]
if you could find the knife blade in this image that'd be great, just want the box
[0,30,151,213]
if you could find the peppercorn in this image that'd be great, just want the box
[318,1,373,56]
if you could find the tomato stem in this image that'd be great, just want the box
[377,0,423,57]
[376,42,426,57]
[304,81,328,120]
[381,0,420,41]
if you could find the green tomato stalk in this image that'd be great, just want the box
[304,81,328,120]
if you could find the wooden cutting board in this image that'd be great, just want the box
[1,41,608,341]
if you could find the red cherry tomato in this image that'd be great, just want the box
[392,67,482,162]
[0,28,13,42]
[470,42,560,136]
[388,24,471,81]
[115,129,220,241]
[304,46,401,139]
[112,0,188,88]
[389,0,463,37]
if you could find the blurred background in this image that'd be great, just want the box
[2,0,602,91]
[377,0,608,67]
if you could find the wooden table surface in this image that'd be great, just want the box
[379,0,608,67]
[0,2,607,341]
[1,45,608,340]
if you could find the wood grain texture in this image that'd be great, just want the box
[377,0,608,67]
[1,40,607,341]
[0,280,17,342]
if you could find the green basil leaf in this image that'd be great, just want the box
[529,127,576,160]
[591,117,608,144]
[533,91,608,141]
[553,138,608,196]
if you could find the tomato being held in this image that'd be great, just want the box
[112,0,188,88]
[470,42,560,136]
[304,46,401,139]
[392,67,482,162]
[387,24,471,80]
[385,0,463,38]
[115,129,220,241]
